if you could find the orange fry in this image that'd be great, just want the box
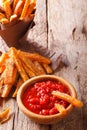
[0,107,10,124]
[13,0,19,10]
[28,14,35,21]
[12,77,23,97]
[10,48,29,82]
[52,91,83,108]
[0,65,6,74]
[0,84,12,97]
[30,0,36,2]
[3,0,12,18]
[22,62,36,78]
[0,53,9,66]
[10,14,18,22]
[14,0,24,17]
[33,61,46,75]
[0,57,18,97]
[27,2,36,16]
[55,103,67,115]
[19,53,41,76]
[0,107,10,118]
[42,63,53,74]
[0,12,5,20]
[20,0,30,19]
[0,17,9,24]
[19,51,51,64]
[3,58,17,85]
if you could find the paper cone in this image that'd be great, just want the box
[0,18,33,47]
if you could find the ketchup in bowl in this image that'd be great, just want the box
[22,80,70,115]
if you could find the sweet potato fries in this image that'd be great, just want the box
[0,47,53,98]
[0,0,36,24]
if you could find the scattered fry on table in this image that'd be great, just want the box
[0,107,10,118]
[0,107,10,124]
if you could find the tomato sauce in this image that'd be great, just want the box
[22,80,70,115]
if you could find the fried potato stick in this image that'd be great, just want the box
[42,63,53,74]
[33,61,46,75]
[3,0,12,18]
[55,103,67,115]
[14,0,24,17]
[0,65,5,74]
[19,53,42,76]
[0,17,9,24]
[0,57,18,97]
[10,14,18,22]
[11,48,29,82]
[19,51,51,64]
[0,107,10,118]
[20,0,30,19]
[1,57,17,84]
[12,77,23,97]
[52,91,83,108]
[0,12,5,20]
[0,84,12,97]
[13,0,19,10]
[0,53,8,66]
[28,13,35,21]
[22,62,36,78]
[27,2,36,16]
[0,107,10,124]
[30,0,36,3]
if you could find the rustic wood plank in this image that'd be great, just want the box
[0,37,9,53]
[48,0,87,129]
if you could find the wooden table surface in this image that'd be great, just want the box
[0,0,87,130]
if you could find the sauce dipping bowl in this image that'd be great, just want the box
[17,75,77,124]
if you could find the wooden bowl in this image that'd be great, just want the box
[17,75,77,124]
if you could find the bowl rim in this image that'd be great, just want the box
[17,75,77,120]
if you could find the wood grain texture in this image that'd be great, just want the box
[0,0,87,130]
[48,0,87,129]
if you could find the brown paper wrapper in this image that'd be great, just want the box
[0,18,33,47]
